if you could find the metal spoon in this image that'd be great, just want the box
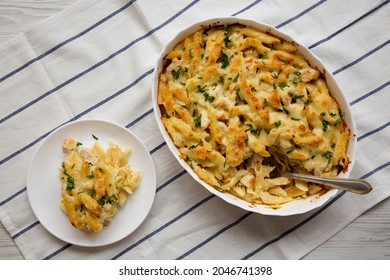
[265,158,372,195]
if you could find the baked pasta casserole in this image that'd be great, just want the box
[59,137,142,232]
[157,24,351,208]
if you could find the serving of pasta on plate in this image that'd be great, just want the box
[155,20,352,210]
[59,137,142,232]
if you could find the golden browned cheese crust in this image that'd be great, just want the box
[59,138,142,232]
[158,24,350,207]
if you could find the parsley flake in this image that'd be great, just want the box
[220,52,230,69]
[171,69,179,80]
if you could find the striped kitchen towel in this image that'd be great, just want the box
[0,0,389,259]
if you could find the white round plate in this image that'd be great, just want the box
[27,119,156,247]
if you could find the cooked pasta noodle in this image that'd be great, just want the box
[59,137,142,232]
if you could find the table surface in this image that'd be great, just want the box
[0,0,389,260]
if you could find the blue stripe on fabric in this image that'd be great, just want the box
[0,0,200,125]
[110,194,215,260]
[361,161,390,180]
[0,68,153,167]
[67,68,154,122]
[0,0,136,84]
[309,0,390,49]
[176,212,253,260]
[333,39,390,75]
[126,108,154,128]
[350,80,390,106]
[156,170,187,193]
[275,0,326,29]
[231,0,263,16]
[150,142,166,154]
[357,122,390,142]
[0,187,26,207]
[43,244,73,260]
[11,221,40,239]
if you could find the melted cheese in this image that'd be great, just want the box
[59,138,142,232]
[158,24,350,207]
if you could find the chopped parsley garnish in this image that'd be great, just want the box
[87,189,96,197]
[189,141,202,150]
[282,106,289,115]
[194,114,201,127]
[224,25,233,31]
[87,171,94,179]
[184,155,193,168]
[204,93,214,103]
[220,52,230,69]
[197,85,208,93]
[286,147,295,154]
[223,31,232,48]
[98,197,106,206]
[245,124,260,136]
[92,134,98,140]
[291,117,301,121]
[66,178,74,192]
[62,162,75,192]
[305,97,313,105]
[235,88,242,104]
[277,83,290,90]
[263,98,268,109]
[322,120,329,131]
[290,94,304,101]
[290,75,301,85]
[213,185,225,193]
[333,119,343,126]
[274,120,282,127]
[171,69,179,80]
[76,141,83,146]
[278,57,291,65]
[107,194,118,204]
[271,69,282,79]
[322,151,333,164]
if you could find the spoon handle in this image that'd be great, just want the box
[285,173,373,195]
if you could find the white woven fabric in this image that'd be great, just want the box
[0,0,389,259]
